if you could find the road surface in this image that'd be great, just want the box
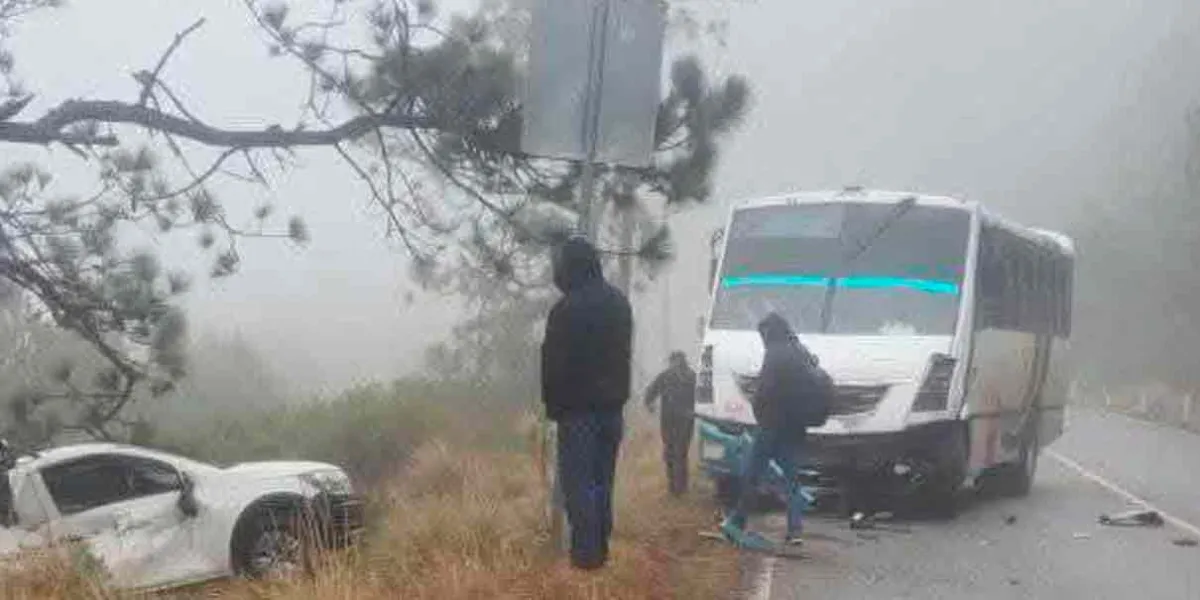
[756,408,1200,599]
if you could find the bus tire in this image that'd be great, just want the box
[990,423,1039,498]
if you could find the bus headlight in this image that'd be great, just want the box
[913,353,956,412]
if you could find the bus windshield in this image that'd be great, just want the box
[709,202,971,335]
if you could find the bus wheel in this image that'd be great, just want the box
[990,424,1039,498]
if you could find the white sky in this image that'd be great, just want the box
[7,0,1199,393]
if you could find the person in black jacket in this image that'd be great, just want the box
[541,236,633,570]
[720,312,812,548]
[644,351,697,497]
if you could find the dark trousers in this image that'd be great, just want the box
[728,427,806,536]
[661,413,694,496]
[556,410,624,568]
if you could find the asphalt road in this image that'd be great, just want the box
[757,408,1200,600]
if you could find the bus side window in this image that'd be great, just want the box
[977,225,1009,330]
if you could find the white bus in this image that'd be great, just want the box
[694,188,1075,513]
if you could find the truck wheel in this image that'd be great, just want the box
[989,424,1039,498]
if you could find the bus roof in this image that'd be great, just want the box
[730,188,975,211]
[727,188,1074,257]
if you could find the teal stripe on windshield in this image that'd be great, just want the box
[722,274,830,288]
[721,274,959,295]
[837,276,959,294]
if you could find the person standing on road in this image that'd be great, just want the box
[644,351,697,497]
[541,236,634,570]
[721,312,825,548]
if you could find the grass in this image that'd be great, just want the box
[1,400,743,600]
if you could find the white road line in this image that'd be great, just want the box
[751,555,777,600]
[1047,449,1200,539]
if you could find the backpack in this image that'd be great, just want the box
[777,346,834,429]
[799,359,835,428]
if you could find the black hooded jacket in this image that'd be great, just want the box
[540,238,634,421]
[753,312,818,432]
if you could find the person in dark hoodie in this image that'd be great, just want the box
[720,312,816,548]
[541,236,633,570]
[644,351,697,497]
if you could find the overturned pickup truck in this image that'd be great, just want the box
[0,440,364,591]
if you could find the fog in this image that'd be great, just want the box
[8,0,1200,395]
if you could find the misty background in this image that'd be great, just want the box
[8,0,1200,401]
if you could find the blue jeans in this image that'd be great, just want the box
[728,427,806,536]
[556,411,624,567]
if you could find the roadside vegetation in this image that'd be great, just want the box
[0,381,742,600]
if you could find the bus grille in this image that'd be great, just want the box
[735,376,888,416]
[831,385,889,415]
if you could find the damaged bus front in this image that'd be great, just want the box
[694,189,1075,514]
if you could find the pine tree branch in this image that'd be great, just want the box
[0,99,437,148]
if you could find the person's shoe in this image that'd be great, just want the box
[785,523,804,545]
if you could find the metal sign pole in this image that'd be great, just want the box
[576,0,612,241]
[523,0,665,558]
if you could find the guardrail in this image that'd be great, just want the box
[1070,381,1200,433]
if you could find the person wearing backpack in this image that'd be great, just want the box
[720,312,832,548]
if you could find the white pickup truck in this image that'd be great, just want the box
[0,441,364,591]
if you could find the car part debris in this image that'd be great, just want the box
[849,511,874,530]
[848,510,911,533]
[1172,537,1199,547]
[1098,509,1164,527]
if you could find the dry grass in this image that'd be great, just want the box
[2,418,741,600]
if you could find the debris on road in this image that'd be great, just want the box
[1072,532,1092,540]
[1004,515,1017,525]
[1098,509,1164,527]
[846,511,912,534]
[1172,537,1198,548]
[849,512,874,530]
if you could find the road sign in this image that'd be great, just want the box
[522,0,666,168]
